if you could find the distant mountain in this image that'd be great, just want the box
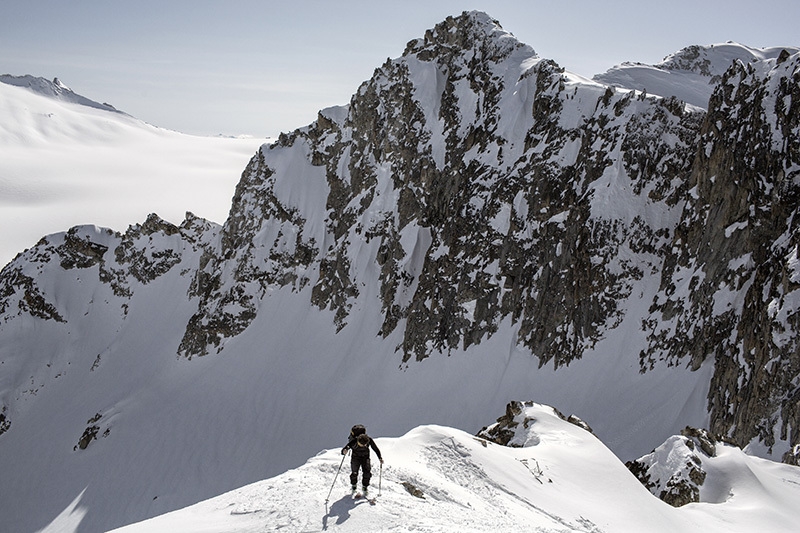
[0,76,264,269]
[0,74,126,113]
[594,42,799,108]
[1,10,798,533]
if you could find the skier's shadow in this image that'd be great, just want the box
[322,495,359,529]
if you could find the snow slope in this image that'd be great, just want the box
[594,42,799,108]
[0,78,266,268]
[110,404,800,533]
[0,246,713,532]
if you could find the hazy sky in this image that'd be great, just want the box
[2,0,798,137]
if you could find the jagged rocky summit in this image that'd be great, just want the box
[171,12,799,458]
[183,11,703,366]
[0,0,798,497]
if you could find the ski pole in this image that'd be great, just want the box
[325,449,348,504]
[378,461,382,497]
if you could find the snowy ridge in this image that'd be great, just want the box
[594,42,800,108]
[0,74,124,114]
[113,404,800,533]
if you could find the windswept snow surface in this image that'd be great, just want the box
[0,78,266,268]
[593,42,800,108]
[111,405,800,533]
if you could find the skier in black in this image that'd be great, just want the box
[342,429,383,497]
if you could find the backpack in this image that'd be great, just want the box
[350,424,366,440]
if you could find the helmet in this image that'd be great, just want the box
[350,424,366,439]
[357,433,370,447]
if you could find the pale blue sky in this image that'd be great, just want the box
[2,0,798,137]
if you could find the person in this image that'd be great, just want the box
[342,428,383,496]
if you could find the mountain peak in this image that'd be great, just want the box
[402,10,534,64]
[0,74,124,113]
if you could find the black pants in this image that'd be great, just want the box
[350,454,372,487]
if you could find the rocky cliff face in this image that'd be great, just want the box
[644,51,800,462]
[184,14,800,461]
[1,11,798,465]
[179,12,703,370]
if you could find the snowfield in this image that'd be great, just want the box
[0,78,266,268]
[110,404,800,533]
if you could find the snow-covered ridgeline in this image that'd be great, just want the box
[111,403,800,533]
[594,42,800,109]
[0,74,124,113]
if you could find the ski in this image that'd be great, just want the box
[352,492,376,504]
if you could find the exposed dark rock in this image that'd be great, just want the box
[784,444,800,465]
[57,227,110,269]
[75,413,104,451]
[625,426,737,507]
[477,401,534,446]
[566,414,594,434]
[402,481,426,499]
[0,408,9,437]
[680,426,721,457]
[0,267,65,322]
[477,401,594,447]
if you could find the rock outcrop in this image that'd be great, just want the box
[477,400,594,447]
[627,427,733,507]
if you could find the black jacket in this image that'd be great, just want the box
[343,436,383,461]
